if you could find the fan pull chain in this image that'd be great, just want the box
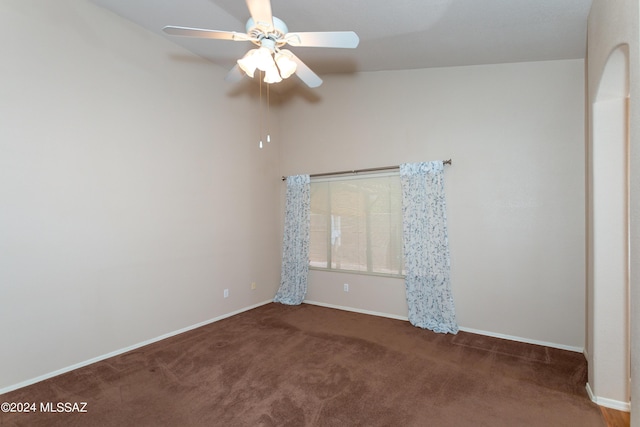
[266,83,271,143]
[258,72,264,149]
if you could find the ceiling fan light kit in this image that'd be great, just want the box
[274,50,296,79]
[162,0,359,88]
[237,38,289,83]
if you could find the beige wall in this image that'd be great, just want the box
[280,60,586,350]
[0,0,282,391]
[587,0,639,416]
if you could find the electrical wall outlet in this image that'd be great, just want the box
[251,282,257,290]
[343,283,349,292]
[224,289,229,298]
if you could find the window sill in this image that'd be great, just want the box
[309,266,405,279]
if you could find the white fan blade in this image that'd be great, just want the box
[225,64,245,83]
[163,26,252,41]
[246,0,273,31]
[288,51,322,88]
[285,31,359,48]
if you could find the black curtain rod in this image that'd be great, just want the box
[281,159,452,181]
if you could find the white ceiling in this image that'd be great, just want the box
[89,0,593,77]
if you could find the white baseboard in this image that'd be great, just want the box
[303,300,583,353]
[303,300,410,321]
[0,300,273,395]
[586,382,631,412]
[457,326,584,353]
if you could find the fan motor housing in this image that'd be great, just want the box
[246,16,288,46]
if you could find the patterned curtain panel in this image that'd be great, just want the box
[400,162,458,334]
[274,175,311,305]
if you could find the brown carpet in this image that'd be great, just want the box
[1,303,604,426]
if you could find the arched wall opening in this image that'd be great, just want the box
[587,43,631,410]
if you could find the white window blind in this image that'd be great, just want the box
[309,173,404,276]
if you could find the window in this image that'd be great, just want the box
[309,172,404,276]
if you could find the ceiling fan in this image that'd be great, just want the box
[162,0,359,88]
